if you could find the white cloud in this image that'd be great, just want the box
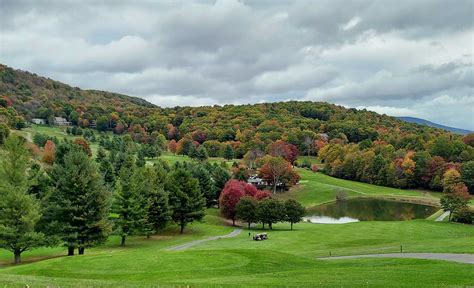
[341,16,361,31]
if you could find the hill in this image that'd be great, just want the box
[0,64,155,124]
[397,116,472,135]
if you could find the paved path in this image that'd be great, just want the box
[435,211,450,222]
[318,253,474,264]
[167,229,242,251]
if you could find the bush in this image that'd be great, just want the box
[335,189,348,201]
[301,159,311,169]
[311,164,319,173]
[453,208,473,224]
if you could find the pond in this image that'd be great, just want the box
[304,198,438,224]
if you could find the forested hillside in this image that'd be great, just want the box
[1,64,473,194]
[0,64,154,125]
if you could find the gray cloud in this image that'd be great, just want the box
[0,0,472,129]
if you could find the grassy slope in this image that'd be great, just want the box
[16,125,100,156]
[0,215,473,287]
[278,169,444,208]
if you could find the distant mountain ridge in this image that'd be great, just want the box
[397,116,472,135]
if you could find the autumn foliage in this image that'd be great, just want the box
[73,138,92,157]
[269,140,298,164]
[42,140,56,164]
[219,180,269,225]
[259,156,300,193]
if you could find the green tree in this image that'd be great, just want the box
[223,144,234,160]
[96,148,115,187]
[460,161,474,193]
[166,168,206,233]
[141,166,171,236]
[192,165,215,207]
[211,165,231,206]
[256,198,285,230]
[0,135,44,263]
[96,116,109,132]
[236,196,258,229]
[284,199,305,230]
[46,149,111,255]
[196,146,209,161]
[0,123,10,145]
[114,154,148,246]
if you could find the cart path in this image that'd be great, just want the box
[435,211,450,221]
[318,253,474,264]
[166,229,242,251]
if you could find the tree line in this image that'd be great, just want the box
[219,179,306,230]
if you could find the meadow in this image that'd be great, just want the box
[1,210,473,287]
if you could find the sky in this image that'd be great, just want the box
[0,0,473,130]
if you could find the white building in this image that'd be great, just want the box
[54,117,70,126]
[31,118,46,125]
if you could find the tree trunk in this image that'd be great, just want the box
[248,222,251,229]
[262,223,265,229]
[273,182,277,194]
[14,248,21,264]
[121,235,126,246]
[269,223,273,230]
[68,246,75,256]
[291,222,293,230]
[448,211,452,222]
[78,247,85,255]
[180,221,185,234]
[232,218,235,226]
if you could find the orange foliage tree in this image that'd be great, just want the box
[42,140,56,164]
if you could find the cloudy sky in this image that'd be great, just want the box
[1,0,473,129]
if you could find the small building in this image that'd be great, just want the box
[247,175,267,188]
[31,118,46,125]
[54,117,70,126]
[319,133,329,141]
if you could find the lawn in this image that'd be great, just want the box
[14,125,101,156]
[148,151,238,167]
[0,211,473,287]
[277,169,446,208]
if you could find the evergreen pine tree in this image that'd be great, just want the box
[114,153,148,245]
[166,168,206,233]
[0,135,44,263]
[46,149,111,255]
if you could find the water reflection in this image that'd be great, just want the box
[306,198,438,223]
[303,216,359,224]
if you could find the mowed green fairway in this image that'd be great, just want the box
[0,213,473,287]
[279,168,474,208]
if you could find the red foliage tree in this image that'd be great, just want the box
[219,180,245,226]
[268,140,298,164]
[255,190,271,200]
[168,139,177,154]
[42,140,56,164]
[219,179,269,225]
[462,133,474,147]
[73,138,92,157]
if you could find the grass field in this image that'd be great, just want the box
[0,211,473,287]
[281,169,474,208]
[15,125,100,156]
[149,152,238,167]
